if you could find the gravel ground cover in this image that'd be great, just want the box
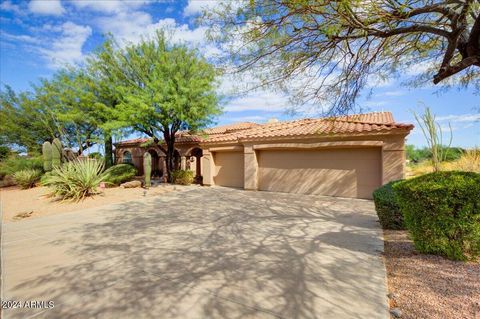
[383,230,480,319]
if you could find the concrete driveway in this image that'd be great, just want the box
[2,187,388,319]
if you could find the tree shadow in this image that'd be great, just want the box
[6,187,387,319]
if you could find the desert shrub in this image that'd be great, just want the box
[88,152,104,160]
[102,164,137,186]
[0,146,11,161]
[0,175,16,187]
[171,169,194,185]
[40,171,53,186]
[372,181,404,230]
[394,171,480,261]
[43,159,105,201]
[13,169,42,189]
[0,155,43,179]
[447,148,480,173]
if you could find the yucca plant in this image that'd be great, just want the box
[43,159,105,201]
[13,169,42,189]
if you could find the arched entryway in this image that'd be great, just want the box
[187,147,203,184]
[173,150,181,171]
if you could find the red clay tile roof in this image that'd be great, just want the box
[202,112,413,143]
[115,132,201,146]
[115,112,413,146]
[203,122,260,135]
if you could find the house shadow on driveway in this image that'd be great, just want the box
[3,187,388,319]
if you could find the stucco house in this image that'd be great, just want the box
[114,111,413,199]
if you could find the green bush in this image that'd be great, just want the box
[40,172,53,186]
[88,152,104,160]
[0,146,11,161]
[171,169,194,185]
[43,159,105,201]
[394,171,480,261]
[13,169,42,189]
[0,155,43,180]
[102,164,137,186]
[372,180,404,230]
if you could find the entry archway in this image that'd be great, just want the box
[187,147,203,184]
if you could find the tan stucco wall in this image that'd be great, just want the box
[200,132,409,199]
[116,131,409,198]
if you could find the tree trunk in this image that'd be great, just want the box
[163,132,176,183]
[104,134,113,168]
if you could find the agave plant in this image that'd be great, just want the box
[13,169,42,189]
[43,159,105,201]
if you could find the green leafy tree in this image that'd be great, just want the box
[43,70,102,155]
[93,32,221,181]
[0,85,59,154]
[203,0,480,113]
[57,66,121,167]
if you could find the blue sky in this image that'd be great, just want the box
[1,0,479,148]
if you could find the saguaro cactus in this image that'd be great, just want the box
[42,141,52,172]
[143,152,152,188]
[52,138,63,168]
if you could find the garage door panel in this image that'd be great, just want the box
[258,148,381,199]
[214,152,244,188]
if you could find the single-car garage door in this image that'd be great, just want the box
[214,151,244,188]
[258,148,381,199]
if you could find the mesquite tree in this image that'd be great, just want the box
[203,0,480,113]
[93,32,221,182]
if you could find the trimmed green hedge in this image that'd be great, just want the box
[102,164,137,186]
[372,180,404,230]
[171,169,194,185]
[394,171,480,261]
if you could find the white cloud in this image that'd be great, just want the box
[38,22,92,68]
[183,0,217,17]
[0,30,41,44]
[436,113,480,123]
[224,115,269,123]
[225,91,290,112]
[362,100,388,107]
[96,10,153,44]
[405,60,437,76]
[0,0,22,15]
[380,90,405,97]
[28,0,64,16]
[96,14,222,58]
[70,0,147,14]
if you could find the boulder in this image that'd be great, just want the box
[120,180,142,188]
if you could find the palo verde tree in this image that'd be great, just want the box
[203,0,480,113]
[93,31,221,181]
[42,70,102,155]
[0,85,60,154]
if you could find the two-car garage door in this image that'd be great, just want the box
[212,147,382,199]
[257,148,381,199]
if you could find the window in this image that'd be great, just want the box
[123,151,132,164]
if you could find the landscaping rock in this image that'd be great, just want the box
[390,307,402,318]
[120,180,142,188]
[387,292,398,300]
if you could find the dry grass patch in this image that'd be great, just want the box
[407,148,480,178]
